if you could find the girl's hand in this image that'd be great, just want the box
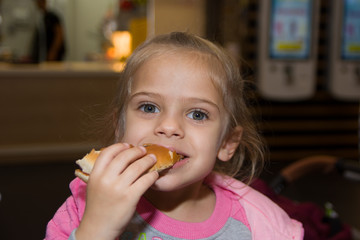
[75,143,159,240]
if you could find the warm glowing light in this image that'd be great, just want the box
[112,62,125,72]
[111,31,132,60]
[106,47,116,60]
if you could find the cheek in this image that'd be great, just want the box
[121,111,154,143]
[120,112,140,142]
[121,125,136,143]
[191,124,224,154]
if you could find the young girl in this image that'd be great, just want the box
[45,32,303,240]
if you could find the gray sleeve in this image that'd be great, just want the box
[68,229,77,240]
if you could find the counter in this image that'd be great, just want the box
[0,62,122,164]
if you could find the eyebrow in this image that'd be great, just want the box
[129,91,162,101]
[186,97,221,113]
[129,91,221,112]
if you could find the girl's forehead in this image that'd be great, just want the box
[127,47,227,101]
[134,50,224,88]
[144,49,224,81]
[148,49,208,64]
[141,46,218,66]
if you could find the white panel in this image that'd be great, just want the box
[328,0,360,101]
[257,0,320,101]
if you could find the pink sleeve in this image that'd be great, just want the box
[240,193,304,240]
[207,173,304,240]
[45,178,87,240]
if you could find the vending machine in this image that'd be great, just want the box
[328,0,360,101]
[257,0,320,101]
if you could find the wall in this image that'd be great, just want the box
[64,0,115,61]
[152,0,206,37]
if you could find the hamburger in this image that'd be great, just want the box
[75,144,183,183]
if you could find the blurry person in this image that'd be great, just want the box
[31,0,65,62]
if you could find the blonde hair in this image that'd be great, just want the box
[103,32,265,181]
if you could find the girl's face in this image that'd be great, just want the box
[121,52,230,191]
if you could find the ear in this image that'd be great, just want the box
[217,126,243,162]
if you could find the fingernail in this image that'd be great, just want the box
[148,154,157,162]
[139,146,146,153]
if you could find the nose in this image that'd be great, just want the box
[155,113,184,138]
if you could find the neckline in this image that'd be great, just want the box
[136,184,232,239]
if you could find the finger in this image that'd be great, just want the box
[91,143,131,177]
[119,154,157,185]
[104,146,147,178]
[131,171,159,196]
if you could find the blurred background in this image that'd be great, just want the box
[0,0,359,239]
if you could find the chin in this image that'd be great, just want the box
[149,174,186,192]
[150,176,177,192]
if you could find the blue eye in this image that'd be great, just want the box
[140,104,159,113]
[187,110,208,121]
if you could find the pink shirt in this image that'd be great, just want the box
[131,182,251,239]
[207,173,304,239]
[45,173,303,240]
